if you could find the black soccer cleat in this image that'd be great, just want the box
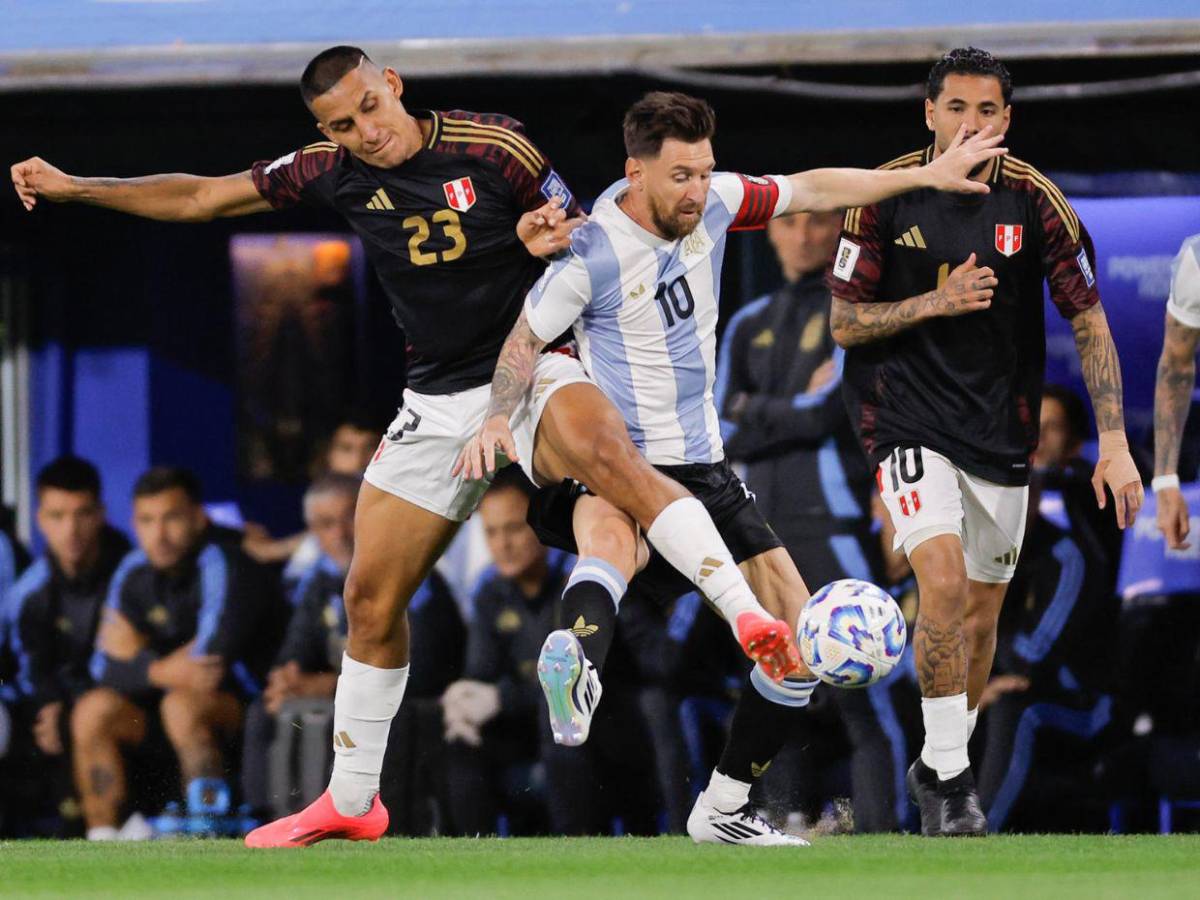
[906,758,942,837]
[937,767,988,837]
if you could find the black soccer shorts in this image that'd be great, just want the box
[526,459,783,604]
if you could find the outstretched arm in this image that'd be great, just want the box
[830,253,996,347]
[1070,303,1143,529]
[785,125,1006,214]
[11,156,271,222]
[453,309,548,480]
[1153,309,1200,548]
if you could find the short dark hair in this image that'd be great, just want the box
[927,47,1013,106]
[623,92,716,159]
[132,466,202,504]
[1043,384,1089,447]
[300,46,372,106]
[37,455,101,499]
[334,410,382,435]
[486,465,535,500]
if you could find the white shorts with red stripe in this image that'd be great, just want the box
[877,446,1029,584]
[364,352,591,522]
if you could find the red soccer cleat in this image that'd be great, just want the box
[735,612,803,682]
[244,789,388,848]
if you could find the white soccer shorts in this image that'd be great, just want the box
[364,352,591,521]
[876,446,1029,583]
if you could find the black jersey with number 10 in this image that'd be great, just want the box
[251,109,581,395]
[828,148,1100,486]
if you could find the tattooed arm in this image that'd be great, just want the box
[830,252,995,348]
[1153,310,1200,548]
[1155,310,1200,478]
[453,309,548,480]
[1070,303,1144,528]
[1071,304,1125,433]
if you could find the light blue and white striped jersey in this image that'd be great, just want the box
[1168,233,1200,329]
[525,171,792,465]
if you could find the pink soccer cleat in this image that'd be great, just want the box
[736,612,803,682]
[244,789,388,848]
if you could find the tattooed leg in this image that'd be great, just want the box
[70,688,146,828]
[907,535,971,698]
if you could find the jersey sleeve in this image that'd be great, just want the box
[827,203,886,304]
[711,173,793,231]
[523,245,593,342]
[249,142,342,210]
[192,545,264,659]
[10,588,62,707]
[1034,183,1100,319]
[1167,234,1200,329]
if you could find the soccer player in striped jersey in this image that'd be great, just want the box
[828,47,1143,836]
[458,91,1006,844]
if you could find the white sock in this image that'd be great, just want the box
[328,653,409,816]
[87,826,118,841]
[704,768,751,813]
[646,498,767,639]
[967,706,979,740]
[919,693,970,781]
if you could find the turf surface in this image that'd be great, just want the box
[1,834,1197,899]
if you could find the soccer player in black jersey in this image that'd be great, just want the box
[828,47,1144,836]
[12,47,810,846]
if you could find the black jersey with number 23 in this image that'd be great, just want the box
[252,109,580,394]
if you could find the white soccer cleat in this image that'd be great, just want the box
[537,629,602,746]
[687,793,811,846]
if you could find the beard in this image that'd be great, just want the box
[649,193,704,240]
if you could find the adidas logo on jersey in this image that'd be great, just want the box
[751,761,772,778]
[698,557,724,579]
[629,283,647,300]
[332,731,357,749]
[570,616,599,637]
[993,547,1019,567]
[894,225,927,249]
[365,188,395,211]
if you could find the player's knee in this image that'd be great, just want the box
[918,564,969,611]
[70,688,124,745]
[963,610,998,654]
[578,516,639,575]
[343,575,402,649]
[159,690,207,744]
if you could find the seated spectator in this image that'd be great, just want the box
[976,466,1119,832]
[243,413,383,577]
[441,472,660,837]
[242,473,463,834]
[74,467,285,840]
[4,457,129,835]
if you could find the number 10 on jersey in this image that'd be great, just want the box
[654,275,695,328]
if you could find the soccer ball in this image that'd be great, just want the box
[798,579,906,687]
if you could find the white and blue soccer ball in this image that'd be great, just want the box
[798,579,906,687]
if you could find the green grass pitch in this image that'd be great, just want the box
[2,834,1198,899]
